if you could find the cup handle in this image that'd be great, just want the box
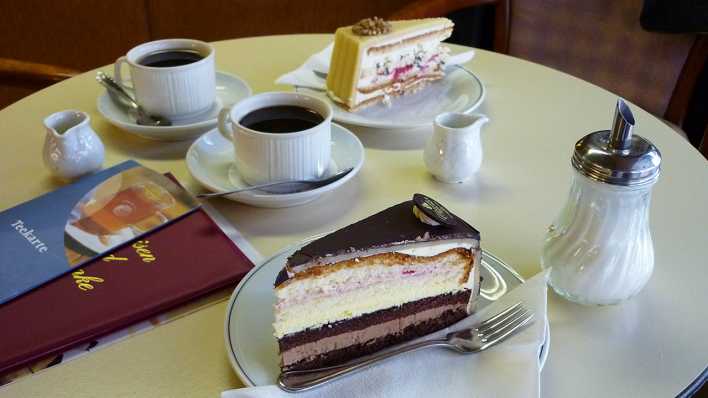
[218,106,234,142]
[113,56,133,90]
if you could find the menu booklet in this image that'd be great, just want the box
[0,160,200,304]
[0,164,255,376]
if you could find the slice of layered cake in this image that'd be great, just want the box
[326,17,454,111]
[273,194,480,371]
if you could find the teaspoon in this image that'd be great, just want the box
[197,168,354,198]
[96,71,172,127]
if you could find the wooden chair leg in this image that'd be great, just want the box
[664,36,708,126]
[699,123,708,160]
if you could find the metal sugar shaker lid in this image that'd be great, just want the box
[571,98,662,186]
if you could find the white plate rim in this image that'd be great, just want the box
[186,123,364,204]
[224,240,548,387]
[96,71,252,137]
[296,65,486,130]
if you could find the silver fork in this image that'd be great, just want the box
[278,302,534,392]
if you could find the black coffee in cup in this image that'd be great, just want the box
[138,49,204,68]
[240,106,324,133]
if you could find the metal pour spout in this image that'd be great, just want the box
[571,97,661,186]
[609,98,635,150]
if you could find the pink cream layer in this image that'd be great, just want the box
[275,263,461,311]
[360,52,446,90]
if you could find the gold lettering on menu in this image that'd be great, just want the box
[72,269,105,291]
[103,254,128,262]
[131,240,156,263]
[74,240,157,292]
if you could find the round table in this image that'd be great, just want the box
[0,35,706,397]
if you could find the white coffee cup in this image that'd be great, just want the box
[114,38,215,119]
[218,92,332,186]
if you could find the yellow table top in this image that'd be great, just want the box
[1,34,706,397]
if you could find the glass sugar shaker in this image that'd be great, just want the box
[541,99,662,305]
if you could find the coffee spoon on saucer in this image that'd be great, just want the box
[96,71,172,127]
[197,167,354,198]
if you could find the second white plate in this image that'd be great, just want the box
[296,65,485,130]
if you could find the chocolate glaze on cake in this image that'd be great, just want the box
[277,198,479,286]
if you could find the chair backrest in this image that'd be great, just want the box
[508,0,696,120]
[0,58,79,86]
[391,0,703,124]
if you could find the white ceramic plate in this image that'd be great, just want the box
[97,71,252,141]
[224,236,547,387]
[186,124,364,208]
[296,65,485,130]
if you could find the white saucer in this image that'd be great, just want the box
[296,65,485,130]
[186,124,364,208]
[223,236,548,387]
[97,71,252,141]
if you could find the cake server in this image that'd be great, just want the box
[277,302,534,392]
[197,167,354,198]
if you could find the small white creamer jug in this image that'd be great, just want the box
[424,112,489,183]
[43,110,104,179]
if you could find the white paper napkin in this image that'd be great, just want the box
[275,44,476,91]
[222,271,548,398]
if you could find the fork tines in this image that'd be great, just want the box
[478,302,534,347]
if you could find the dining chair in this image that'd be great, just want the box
[390,0,707,131]
[0,58,79,88]
[0,58,80,109]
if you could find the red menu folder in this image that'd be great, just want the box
[0,203,254,375]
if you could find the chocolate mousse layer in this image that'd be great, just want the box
[280,290,471,371]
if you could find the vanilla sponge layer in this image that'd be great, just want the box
[273,249,475,338]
